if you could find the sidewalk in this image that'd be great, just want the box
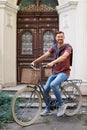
[1,85,87,130]
[8,112,87,130]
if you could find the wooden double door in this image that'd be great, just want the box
[17,10,59,84]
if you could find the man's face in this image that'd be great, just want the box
[55,33,65,44]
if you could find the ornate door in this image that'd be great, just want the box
[17,0,59,84]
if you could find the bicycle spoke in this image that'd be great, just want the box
[62,83,82,116]
[11,86,42,126]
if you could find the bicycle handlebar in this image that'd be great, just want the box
[29,63,47,70]
[41,63,47,68]
[28,64,38,70]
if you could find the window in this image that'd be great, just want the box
[22,31,33,55]
[43,31,54,53]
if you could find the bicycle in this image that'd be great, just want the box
[11,64,82,126]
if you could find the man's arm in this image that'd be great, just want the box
[32,51,51,65]
[47,51,70,67]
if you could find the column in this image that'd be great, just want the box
[0,0,18,87]
[74,0,87,95]
[75,0,87,82]
[56,1,78,78]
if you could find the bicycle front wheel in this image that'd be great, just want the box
[11,86,42,126]
[62,83,82,116]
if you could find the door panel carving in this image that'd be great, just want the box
[17,2,59,84]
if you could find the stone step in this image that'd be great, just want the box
[2,84,26,91]
[2,84,87,95]
[2,84,87,107]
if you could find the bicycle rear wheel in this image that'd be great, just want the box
[11,86,42,126]
[62,83,82,116]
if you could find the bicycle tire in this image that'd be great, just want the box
[62,83,82,116]
[11,86,42,126]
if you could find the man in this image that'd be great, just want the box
[31,31,72,117]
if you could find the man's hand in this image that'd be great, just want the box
[31,62,35,66]
[46,62,54,68]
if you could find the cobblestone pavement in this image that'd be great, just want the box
[7,108,87,130]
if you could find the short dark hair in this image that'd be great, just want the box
[55,31,65,36]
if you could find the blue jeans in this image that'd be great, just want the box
[44,72,69,110]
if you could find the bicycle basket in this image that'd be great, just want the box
[21,68,41,85]
[44,68,52,77]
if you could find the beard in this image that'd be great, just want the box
[58,39,63,44]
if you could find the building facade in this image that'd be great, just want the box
[0,0,87,94]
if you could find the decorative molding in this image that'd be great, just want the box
[58,0,69,5]
[62,14,70,29]
[6,13,13,27]
[25,24,29,27]
[56,1,78,14]
[0,1,19,13]
[22,4,55,12]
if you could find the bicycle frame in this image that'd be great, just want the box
[28,78,82,110]
[31,80,52,108]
